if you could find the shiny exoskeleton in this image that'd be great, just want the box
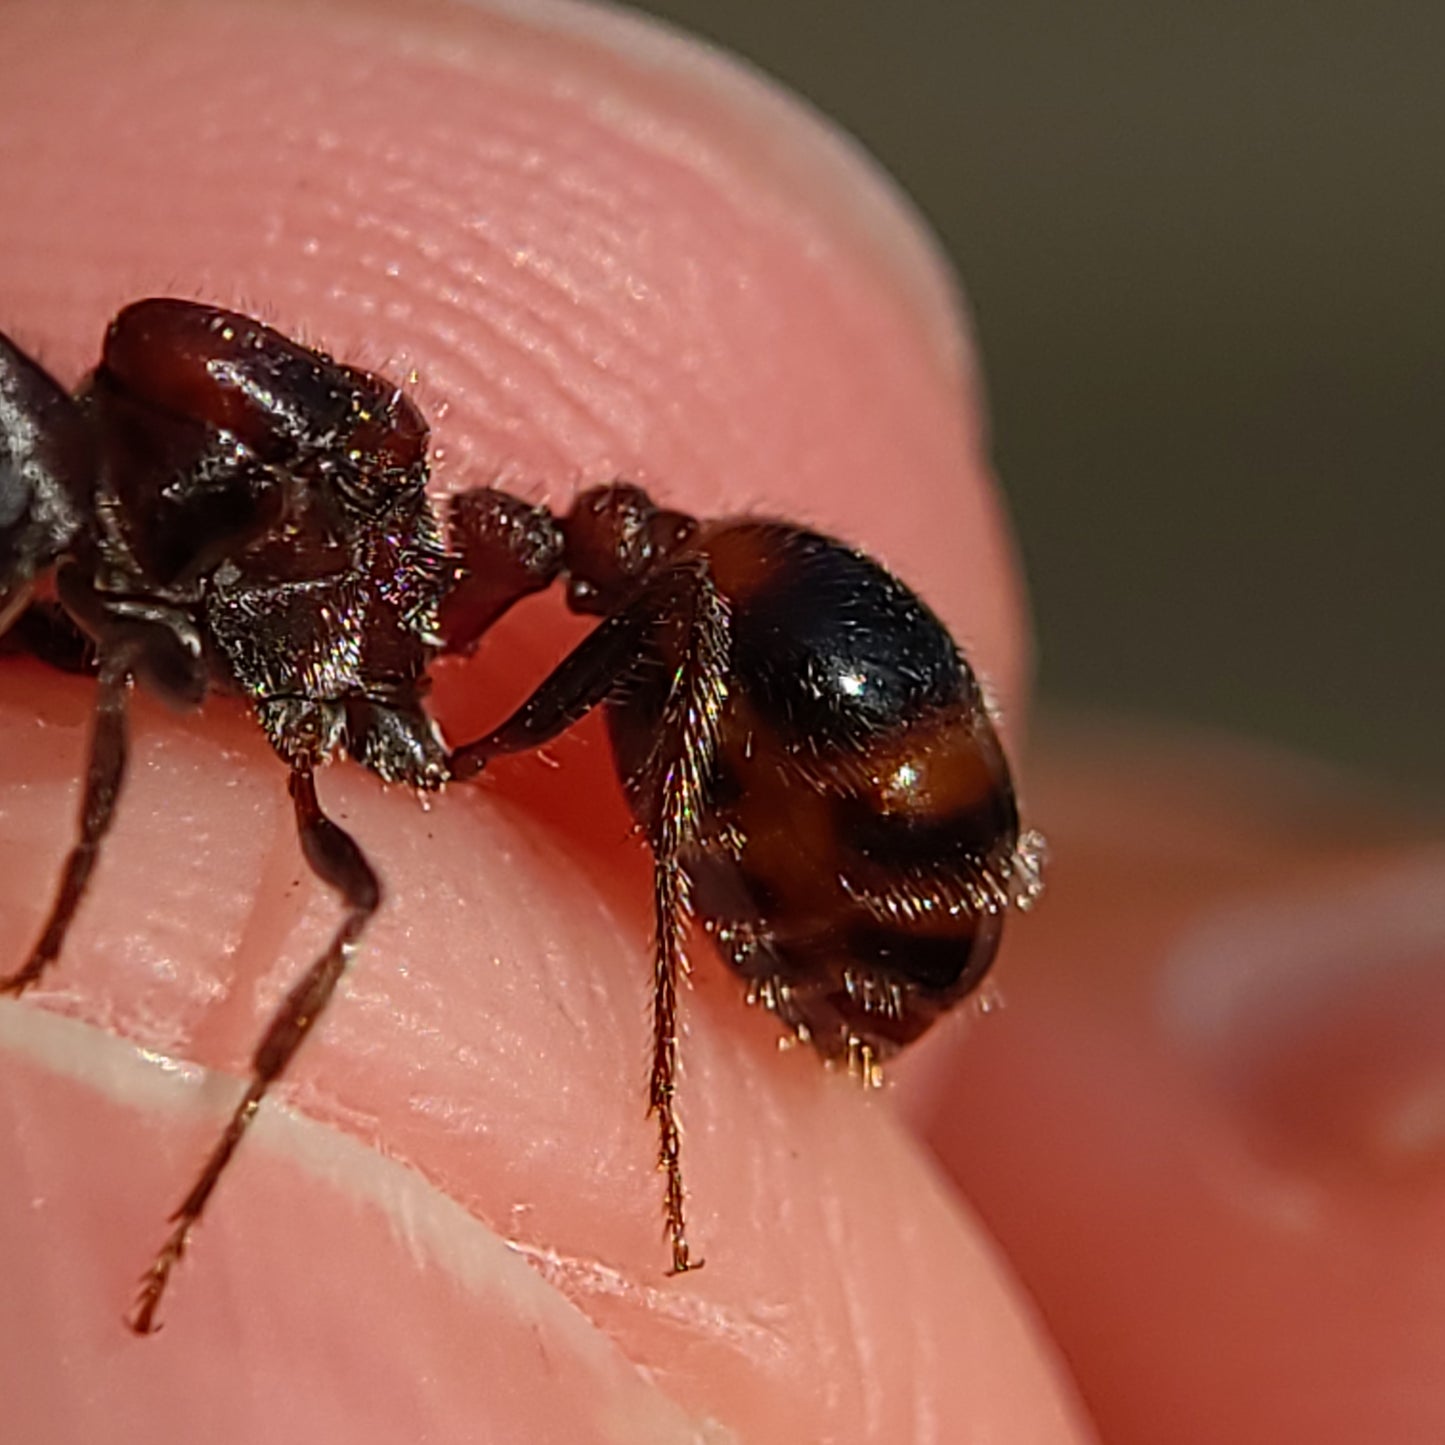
[451,483,1045,1274]
[0,300,561,1330]
[0,300,1041,1324]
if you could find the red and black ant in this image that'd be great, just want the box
[0,300,1043,1330]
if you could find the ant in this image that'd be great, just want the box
[0,299,1043,1330]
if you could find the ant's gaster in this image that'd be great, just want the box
[450,483,1045,1276]
[0,301,1042,1324]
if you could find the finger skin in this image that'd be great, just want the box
[0,1010,723,1445]
[913,724,1445,1445]
[0,3,1083,1443]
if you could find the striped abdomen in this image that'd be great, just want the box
[607,519,1022,1064]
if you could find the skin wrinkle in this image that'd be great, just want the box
[471,0,976,386]
[902,1196,943,1445]
[401,202,656,384]
[369,0,961,364]
[402,177,780,484]
[371,216,635,445]
[822,1180,881,1437]
[510,1241,788,1354]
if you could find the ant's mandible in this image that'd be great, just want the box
[0,299,1042,1328]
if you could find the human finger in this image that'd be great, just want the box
[906,723,1445,1445]
[0,2,1079,1443]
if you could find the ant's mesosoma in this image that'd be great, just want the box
[0,300,1042,1330]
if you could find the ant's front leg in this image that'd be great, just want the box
[0,645,131,997]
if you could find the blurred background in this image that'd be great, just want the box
[632,0,1443,800]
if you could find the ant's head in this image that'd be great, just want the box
[91,300,432,586]
[102,299,428,502]
[561,483,697,615]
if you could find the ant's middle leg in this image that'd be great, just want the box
[129,765,380,1333]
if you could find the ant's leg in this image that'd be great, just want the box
[0,584,32,640]
[343,696,449,790]
[0,336,101,989]
[0,648,130,995]
[447,563,704,777]
[129,766,379,1333]
[1,571,210,996]
[644,570,729,1275]
[450,561,729,1273]
[438,488,564,654]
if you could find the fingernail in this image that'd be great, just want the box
[1161,852,1445,1188]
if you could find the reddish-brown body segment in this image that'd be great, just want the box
[457,485,1044,1269]
[577,503,1031,1067]
[0,300,563,1328]
[0,306,1041,1321]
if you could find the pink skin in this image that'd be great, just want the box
[914,731,1445,1445]
[3,3,1442,1443]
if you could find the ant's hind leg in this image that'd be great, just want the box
[450,561,729,1275]
[0,649,130,996]
[129,766,380,1333]
[639,570,730,1275]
